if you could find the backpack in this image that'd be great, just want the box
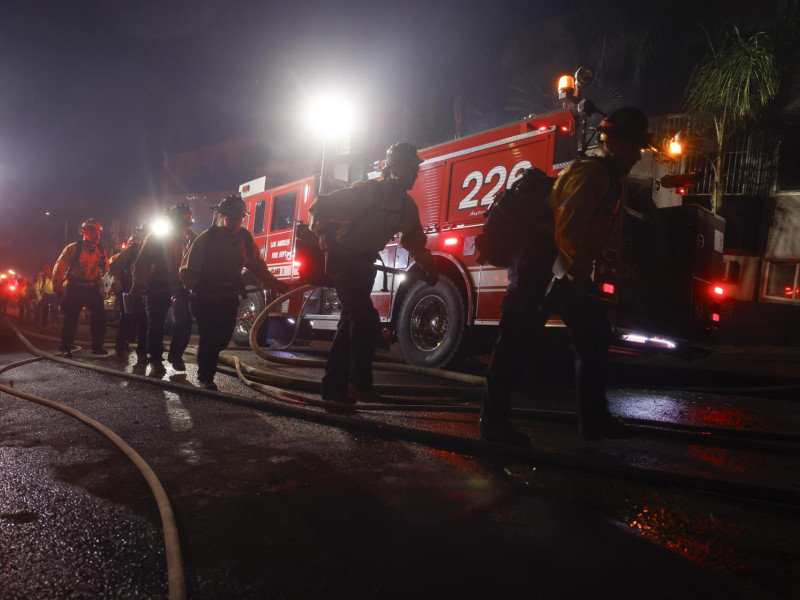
[475,167,556,268]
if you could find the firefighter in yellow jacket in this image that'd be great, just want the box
[53,219,109,358]
[308,142,438,403]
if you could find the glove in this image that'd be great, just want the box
[415,253,439,287]
[272,279,291,296]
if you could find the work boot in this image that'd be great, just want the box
[149,361,167,375]
[114,343,126,359]
[321,386,355,404]
[134,355,149,368]
[348,383,380,403]
[61,350,73,359]
[92,348,109,356]
[479,419,530,447]
[169,357,186,371]
[199,380,218,391]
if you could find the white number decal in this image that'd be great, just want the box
[458,170,483,209]
[480,165,508,206]
[507,160,532,188]
[457,160,534,211]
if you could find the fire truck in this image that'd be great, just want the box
[234,103,726,368]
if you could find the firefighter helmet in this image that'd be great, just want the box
[213,194,248,217]
[596,107,651,149]
[385,142,423,168]
[166,202,195,226]
[79,219,102,234]
[79,219,102,242]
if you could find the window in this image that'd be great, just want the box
[270,191,297,232]
[253,200,267,236]
[764,261,800,302]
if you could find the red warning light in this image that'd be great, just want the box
[538,126,548,132]
[9,285,16,292]
[121,242,127,250]
[712,285,725,296]
[601,282,615,295]
[677,187,687,195]
[293,260,302,268]
[559,125,570,133]
[443,237,460,247]
[711,313,720,322]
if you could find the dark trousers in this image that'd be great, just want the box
[38,293,59,327]
[144,292,193,363]
[115,292,148,358]
[322,261,379,394]
[483,256,612,429]
[193,295,238,382]
[59,284,105,352]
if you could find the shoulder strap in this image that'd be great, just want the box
[65,241,83,280]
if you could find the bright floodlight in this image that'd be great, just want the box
[150,217,172,238]
[306,92,354,137]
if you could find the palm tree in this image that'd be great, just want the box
[685,27,780,212]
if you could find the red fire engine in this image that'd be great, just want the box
[235,105,725,368]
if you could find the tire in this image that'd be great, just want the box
[232,292,264,347]
[396,276,467,368]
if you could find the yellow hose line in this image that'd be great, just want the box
[248,285,486,386]
[1,319,186,600]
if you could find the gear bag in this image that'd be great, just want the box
[475,167,556,268]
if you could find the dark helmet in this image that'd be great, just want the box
[166,202,195,226]
[596,107,651,149]
[213,194,248,218]
[385,142,423,168]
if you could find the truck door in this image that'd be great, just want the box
[264,186,300,280]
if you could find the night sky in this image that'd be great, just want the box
[0,0,787,276]
[1,0,552,274]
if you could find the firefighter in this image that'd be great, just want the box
[34,264,59,328]
[0,275,10,316]
[132,204,197,375]
[16,276,31,320]
[179,194,289,390]
[308,142,439,403]
[109,228,148,364]
[481,107,650,444]
[53,219,109,358]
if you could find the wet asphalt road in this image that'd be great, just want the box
[0,319,799,599]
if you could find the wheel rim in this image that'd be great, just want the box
[235,299,257,337]
[409,294,449,352]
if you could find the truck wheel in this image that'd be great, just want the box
[396,276,467,368]
[232,292,264,347]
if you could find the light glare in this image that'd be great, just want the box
[150,217,171,237]
[306,91,355,137]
